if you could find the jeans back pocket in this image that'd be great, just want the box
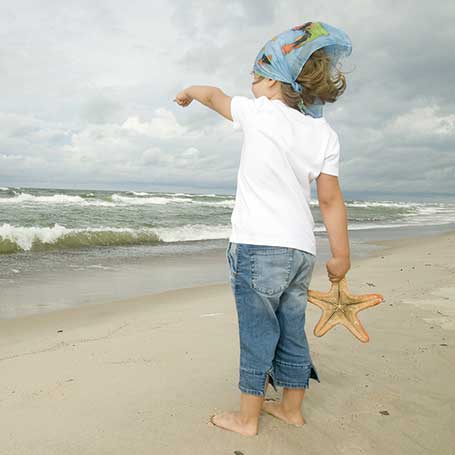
[249,245,293,296]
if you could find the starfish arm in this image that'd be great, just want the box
[339,279,385,305]
[308,289,338,301]
[339,314,370,343]
[307,295,337,310]
[313,308,338,336]
[314,312,343,337]
[343,292,384,305]
[349,295,384,311]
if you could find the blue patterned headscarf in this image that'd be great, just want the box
[252,21,352,118]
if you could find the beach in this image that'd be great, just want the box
[1,229,454,454]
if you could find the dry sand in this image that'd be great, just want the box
[1,230,454,454]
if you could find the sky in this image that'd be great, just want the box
[0,0,454,198]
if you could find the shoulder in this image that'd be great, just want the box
[231,95,269,130]
[318,116,335,133]
[312,117,338,143]
[231,95,269,110]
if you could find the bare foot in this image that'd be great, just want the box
[261,399,305,427]
[209,411,258,436]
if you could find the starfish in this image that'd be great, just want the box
[307,276,384,343]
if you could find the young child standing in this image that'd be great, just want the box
[174,21,352,436]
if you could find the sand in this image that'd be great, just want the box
[1,230,454,454]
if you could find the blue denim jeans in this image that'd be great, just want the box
[226,241,320,396]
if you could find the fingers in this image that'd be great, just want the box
[328,273,343,283]
[174,97,191,107]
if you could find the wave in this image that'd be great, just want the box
[309,199,430,208]
[160,192,221,197]
[0,223,232,254]
[0,191,235,208]
[127,191,224,198]
[314,220,455,232]
[0,192,116,206]
[2,218,455,255]
[111,193,234,207]
[128,191,153,196]
[4,191,452,213]
[126,191,186,197]
[111,193,187,205]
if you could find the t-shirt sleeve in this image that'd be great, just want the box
[230,95,257,131]
[320,132,340,176]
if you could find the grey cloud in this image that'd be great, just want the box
[0,0,454,196]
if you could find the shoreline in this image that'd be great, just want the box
[2,223,455,321]
[1,227,454,330]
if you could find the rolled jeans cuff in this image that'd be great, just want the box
[273,360,320,389]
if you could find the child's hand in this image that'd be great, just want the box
[173,89,194,107]
[326,256,351,283]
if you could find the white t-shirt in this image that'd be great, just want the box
[229,95,341,255]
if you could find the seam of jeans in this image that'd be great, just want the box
[239,367,265,375]
[273,380,311,389]
[274,359,313,368]
[227,243,238,278]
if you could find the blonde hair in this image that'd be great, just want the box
[284,48,348,112]
[256,48,350,112]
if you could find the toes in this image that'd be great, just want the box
[209,412,225,427]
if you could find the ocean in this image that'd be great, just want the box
[1,186,455,320]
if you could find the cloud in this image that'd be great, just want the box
[121,109,191,138]
[0,105,239,191]
[386,106,455,138]
[0,0,454,196]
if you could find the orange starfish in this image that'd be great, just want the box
[307,277,384,343]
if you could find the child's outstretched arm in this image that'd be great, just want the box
[174,85,233,122]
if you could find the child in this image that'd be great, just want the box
[174,21,352,436]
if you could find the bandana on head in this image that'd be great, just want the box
[253,21,352,118]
